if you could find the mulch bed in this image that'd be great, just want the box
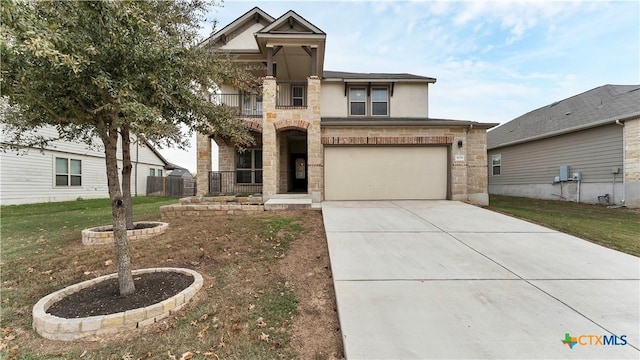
[94,223,161,232]
[47,272,193,318]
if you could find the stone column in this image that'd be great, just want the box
[262,77,278,200]
[623,118,640,208]
[196,132,211,196]
[466,128,489,206]
[306,76,323,202]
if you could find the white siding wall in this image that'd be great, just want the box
[1,127,168,205]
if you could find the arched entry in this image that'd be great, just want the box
[277,129,308,193]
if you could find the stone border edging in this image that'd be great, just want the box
[81,221,169,246]
[32,267,203,341]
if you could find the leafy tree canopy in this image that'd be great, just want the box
[1,0,258,149]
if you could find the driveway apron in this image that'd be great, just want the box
[322,200,640,359]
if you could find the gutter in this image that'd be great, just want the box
[321,119,499,129]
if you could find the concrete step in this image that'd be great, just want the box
[264,197,313,210]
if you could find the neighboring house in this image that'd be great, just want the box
[487,84,640,208]
[168,168,196,197]
[196,7,498,205]
[1,126,175,205]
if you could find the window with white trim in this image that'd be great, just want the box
[55,157,82,186]
[150,168,156,176]
[236,149,263,184]
[492,154,501,175]
[371,87,389,116]
[349,87,366,116]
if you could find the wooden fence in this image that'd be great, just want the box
[146,176,196,198]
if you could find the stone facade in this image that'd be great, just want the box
[196,80,492,205]
[320,126,490,205]
[624,117,640,208]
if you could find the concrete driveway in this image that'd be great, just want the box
[322,200,639,359]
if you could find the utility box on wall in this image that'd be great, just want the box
[560,166,570,181]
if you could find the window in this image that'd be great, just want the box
[292,85,305,107]
[492,154,501,175]
[55,157,82,186]
[150,168,156,176]
[349,87,366,115]
[371,88,389,116]
[158,169,163,177]
[236,149,263,184]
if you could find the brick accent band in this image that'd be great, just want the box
[321,136,454,145]
[274,119,311,131]
[245,120,263,133]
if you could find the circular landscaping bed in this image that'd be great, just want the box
[32,268,203,341]
[82,221,168,246]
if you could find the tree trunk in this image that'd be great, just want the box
[104,122,135,296]
[121,125,134,230]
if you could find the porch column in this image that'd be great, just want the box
[262,77,278,200]
[196,132,211,196]
[624,118,640,208]
[311,47,317,77]
[306,76,323,202]
[266,47,273,77]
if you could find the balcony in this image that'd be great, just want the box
[212,94,263,118]
[276,82,307,109]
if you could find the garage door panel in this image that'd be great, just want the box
[325,146,448,200]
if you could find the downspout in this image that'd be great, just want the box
[615,119,625,205]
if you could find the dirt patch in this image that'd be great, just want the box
[47,272,193,318]
[279,212,343,359]
[1,210,343,359]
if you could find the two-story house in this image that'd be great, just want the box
[196,7,497,205]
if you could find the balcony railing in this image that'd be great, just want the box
[209,171,262,195]
[276,82,307,108]
[212,94,263,118]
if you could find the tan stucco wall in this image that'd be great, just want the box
[319,82,346,117]
[320,81,429,118]
[219,22,265,51]
[390,83,429,117]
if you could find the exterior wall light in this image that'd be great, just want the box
[457,140,463,148]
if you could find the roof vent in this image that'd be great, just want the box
[565,111,571,115]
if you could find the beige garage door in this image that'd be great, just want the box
[324,146,448,200]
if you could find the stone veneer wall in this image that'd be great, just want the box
[262,76,323,202]
[320,126,490,206]
[624,117,640,208]
[196,133,211,196]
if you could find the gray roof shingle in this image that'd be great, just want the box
[487,84,640,149]
[323,71,436,82]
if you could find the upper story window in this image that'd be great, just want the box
[349,86,390,116]
[371,88,389,116]
[492,154,501,175]
[349,87,366,116]
[292,85,305,107]
[55,157,82,186]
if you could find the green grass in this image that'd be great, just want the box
[0,198,329,359]
[0,197,178,262]
[488,195,640,257]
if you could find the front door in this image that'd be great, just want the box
[290,154,307,192]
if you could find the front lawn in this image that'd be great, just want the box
[0,198,342,359]
[488,195,640,257]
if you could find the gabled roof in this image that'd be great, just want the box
[488,84,640,149]
[199,7,275,48]
[257,10,325,35]
[323,71,436,83]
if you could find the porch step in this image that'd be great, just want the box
[264,197,313,210]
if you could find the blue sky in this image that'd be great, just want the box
[159,0,639,172]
